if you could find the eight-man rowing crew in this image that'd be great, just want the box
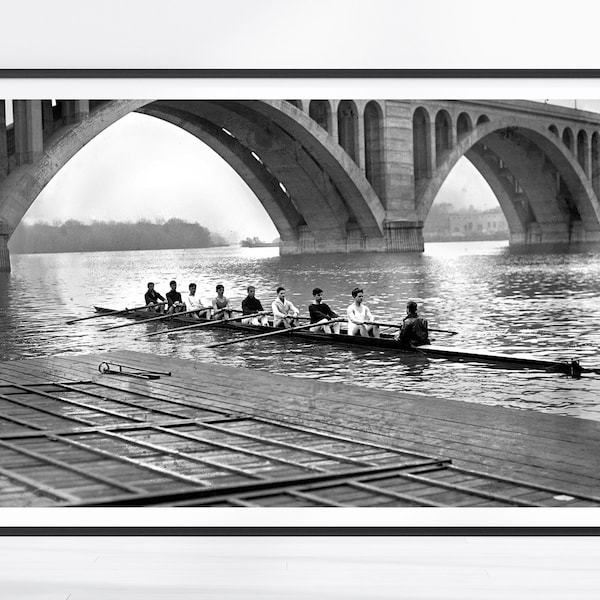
[144,281,430,346]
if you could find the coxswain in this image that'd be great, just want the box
[395,301,430,346]
[346,287,380,337]
[271,286,300,328]
[211,284,233,320]
[184,283,210,319]
[309,287,341,334]
[166,280,185,314]
[241,285,270,326]
[144,282,165,314]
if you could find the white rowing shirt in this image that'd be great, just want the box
[185,294,205,312]
[271,298,299,318]
[346,302,375,324]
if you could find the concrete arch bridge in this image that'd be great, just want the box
[1,98,600,271]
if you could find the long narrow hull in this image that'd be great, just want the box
[93,306,579,374]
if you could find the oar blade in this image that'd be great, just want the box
[429,328,459,336]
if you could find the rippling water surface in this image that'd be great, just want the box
[2,241,600,420]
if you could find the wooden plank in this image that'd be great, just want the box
[1,358,584,486]
[98,352,598,454]
[101,376,597,495]
[1,351,599,503]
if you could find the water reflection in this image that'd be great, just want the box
[2,241,600,421]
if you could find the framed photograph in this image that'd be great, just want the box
[1,4,600,600]
[0,75,599,526]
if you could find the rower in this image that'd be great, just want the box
[166,280,185,314]
[212,284,233,320]
[346,287,380,338]
[309,287,341,334]
[241,285,270,325]
[144,282,165,314]
[395,301,430,346]
[271,286,300,328]
[185,283,210,319]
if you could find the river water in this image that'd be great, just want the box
[1,241,599,420]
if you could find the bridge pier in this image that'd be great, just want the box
[383,220,424,252]
[0,234,10,272]
[279,221,424,254]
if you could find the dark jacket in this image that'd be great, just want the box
[145,289,165,305]
[399,313,430,345]
[309,302,339,323]
[242,295,264,315]
[166,289,182,306]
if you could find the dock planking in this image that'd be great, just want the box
[0,349,599,505]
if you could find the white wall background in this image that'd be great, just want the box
[2,1,600,69]
[2,536,599,600]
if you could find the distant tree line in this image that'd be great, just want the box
[9,218,229,254]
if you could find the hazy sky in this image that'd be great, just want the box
[23,112,279,241]
[21,100,600,240]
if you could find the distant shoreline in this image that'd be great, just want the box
[239,242,279,248]
[10,243,232,256]
[8,218,230,254]
[424,233,509,243]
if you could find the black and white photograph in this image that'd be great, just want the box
[1,92,600,507]
[1,2,599,511]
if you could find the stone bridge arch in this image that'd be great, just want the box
[0,99,389,266]
[415,115,600,244]
[3,98,600,272]
[0,100,147,234]
[137,100,386,253]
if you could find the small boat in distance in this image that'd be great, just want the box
[93,306,588,376]
[240,236,279,248]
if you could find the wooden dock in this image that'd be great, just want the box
[0,349,599,506]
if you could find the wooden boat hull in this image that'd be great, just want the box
[93,306,580,374]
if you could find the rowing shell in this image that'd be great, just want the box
[93,306,585,375]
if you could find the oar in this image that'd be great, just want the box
[66,302,167,325]
[139,311,270,339]
[100,307,212,331]
[205,319,335,348]
[372,321,458,336]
